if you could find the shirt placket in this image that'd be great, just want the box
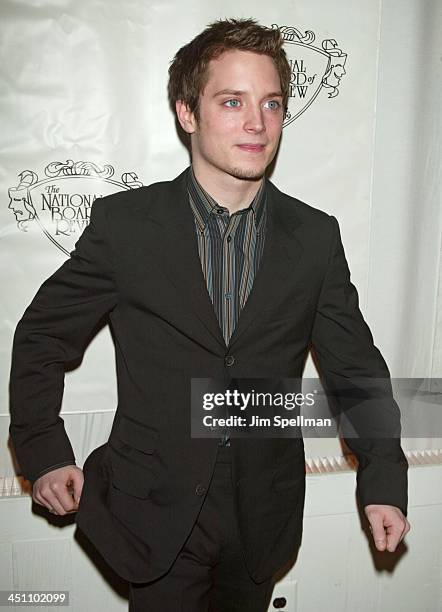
[215,213,238,346]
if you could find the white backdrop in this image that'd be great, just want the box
[1,0,441,479]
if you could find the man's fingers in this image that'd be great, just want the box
[68,469,84,504]
[398,517,411,542]
[365,504,411,553]
[385,521,404,552]
[50,480,79,513]
[367,513,387,551]
[40,487,67,515]
[32,465,84,516]
[385,513,411,551]
[32,491,48,508]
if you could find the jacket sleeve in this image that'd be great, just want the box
[9,198,118,484]
[311,215,408,516]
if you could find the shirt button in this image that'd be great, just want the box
[195,483,206,496]
[216,208,224,215]
[227,235,232,242]
[225,292,232,299]
[225,355,235,367]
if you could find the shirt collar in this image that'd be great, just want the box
[187,165,266,234]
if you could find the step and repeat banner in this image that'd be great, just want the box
[1,0,439,478]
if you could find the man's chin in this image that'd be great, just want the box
[227,165,266,181]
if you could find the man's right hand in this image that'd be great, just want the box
[32,465,84,516]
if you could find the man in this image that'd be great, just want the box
[9,18,410,612]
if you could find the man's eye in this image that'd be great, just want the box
[264,100,281,110]
[224,99,241,108]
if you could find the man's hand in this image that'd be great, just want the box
[32,465,84,516]
[364,504,411,552]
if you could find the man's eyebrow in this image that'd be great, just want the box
[263,91,283,98]
[213,89,246,97]
[213,89,283,98]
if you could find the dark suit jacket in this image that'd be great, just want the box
[9,167,408,583]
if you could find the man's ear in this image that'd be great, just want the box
[175,100,197,134]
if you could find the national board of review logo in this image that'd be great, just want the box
[271,23,348,127]
[8,160,142,255]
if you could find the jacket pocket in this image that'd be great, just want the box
[108,446,155,499]
[107,416,159,498]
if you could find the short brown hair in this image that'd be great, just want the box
[168,18,291,121]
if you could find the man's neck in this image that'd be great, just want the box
[191,161,264,214]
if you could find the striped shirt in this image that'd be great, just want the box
[187,166,267,447]
[187,165,267,345]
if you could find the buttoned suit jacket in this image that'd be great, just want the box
[9,167,408,584]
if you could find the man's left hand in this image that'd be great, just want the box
[364,504,411,552]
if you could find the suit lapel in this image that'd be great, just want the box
[137,169,227,351]
[135,168,305,352]
[227,179,304,349]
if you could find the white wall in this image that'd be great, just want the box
[368,0,441,380]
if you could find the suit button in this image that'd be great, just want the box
[225,355,235,367]
[195,483,206,496]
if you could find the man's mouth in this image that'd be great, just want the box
[237,144,265,153]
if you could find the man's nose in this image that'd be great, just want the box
[243,105,265,133]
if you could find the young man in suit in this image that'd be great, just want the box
[9,18,410,611]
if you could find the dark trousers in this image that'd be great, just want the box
[128,445,275,611]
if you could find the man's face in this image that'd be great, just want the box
[177,50,284,181]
